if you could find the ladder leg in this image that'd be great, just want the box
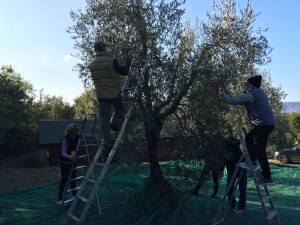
[213,158,245,225]
[238,127,281,225]
[62,64,148,225]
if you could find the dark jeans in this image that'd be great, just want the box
[245,125,274,179]
[98,92,124,149]
[58,162,76,201]
[227,167,247,210]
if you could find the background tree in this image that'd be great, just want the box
[0,65,36,157]
[73,89,98,119]
[0,65,77,158]
[287,111,300,144]
[28,89,75,130]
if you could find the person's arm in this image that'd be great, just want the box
[113,58,130,75]
[61,138,73,159]
[222,91,254,105]
[219,87,254,105]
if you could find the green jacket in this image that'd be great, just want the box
[88,51,121,99]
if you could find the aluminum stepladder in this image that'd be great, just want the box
[60,114,102,214]
[62,63,148,225]
[213,127,281,225]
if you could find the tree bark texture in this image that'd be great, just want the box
[146,119,172,197]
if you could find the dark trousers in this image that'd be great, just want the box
[227,167,247,210]
[58,162,76,201]
[99,92,124,149]
[245,125,274,179]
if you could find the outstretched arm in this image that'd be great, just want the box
[219,87,254,105]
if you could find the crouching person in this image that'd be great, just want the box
[188,161,224,198]
[189,137,247,214]
[223,137,247,215]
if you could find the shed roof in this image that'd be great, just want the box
[39,119,96,144]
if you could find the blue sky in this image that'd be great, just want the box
[0,0,299,103]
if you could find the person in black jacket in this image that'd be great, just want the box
[57,123,80,205]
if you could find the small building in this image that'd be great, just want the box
[39,119,96,166]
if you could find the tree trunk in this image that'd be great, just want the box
[146,119,171,197]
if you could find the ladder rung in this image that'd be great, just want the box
[70,176,84,181]
[75,165,86,170]
[67,186,80,192]
[213,218,224,225]
[68,213,80,222]
[262,195,272,203]
[78,195,89,203]
[238,162,260,170]
[85,144,99,147]
[63,198,74,204]
[87,178,97,184]
[267,211,277,220]
[95,162,106,167]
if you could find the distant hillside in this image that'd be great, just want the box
[283,102,300,112]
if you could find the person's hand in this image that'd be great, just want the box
[71,151,77,158]
[218,87,224,95]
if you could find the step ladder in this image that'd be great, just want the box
[61,63,148,225]
[60,114,102,214]
[213,127,281,225]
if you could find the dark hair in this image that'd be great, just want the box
[94,42,106,52]
[247,75,262,88]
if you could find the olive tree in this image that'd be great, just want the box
[68,0,288,196]
[69,0,209,195]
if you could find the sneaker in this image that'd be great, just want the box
[256,178,274,186]
[232,208,245,215]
